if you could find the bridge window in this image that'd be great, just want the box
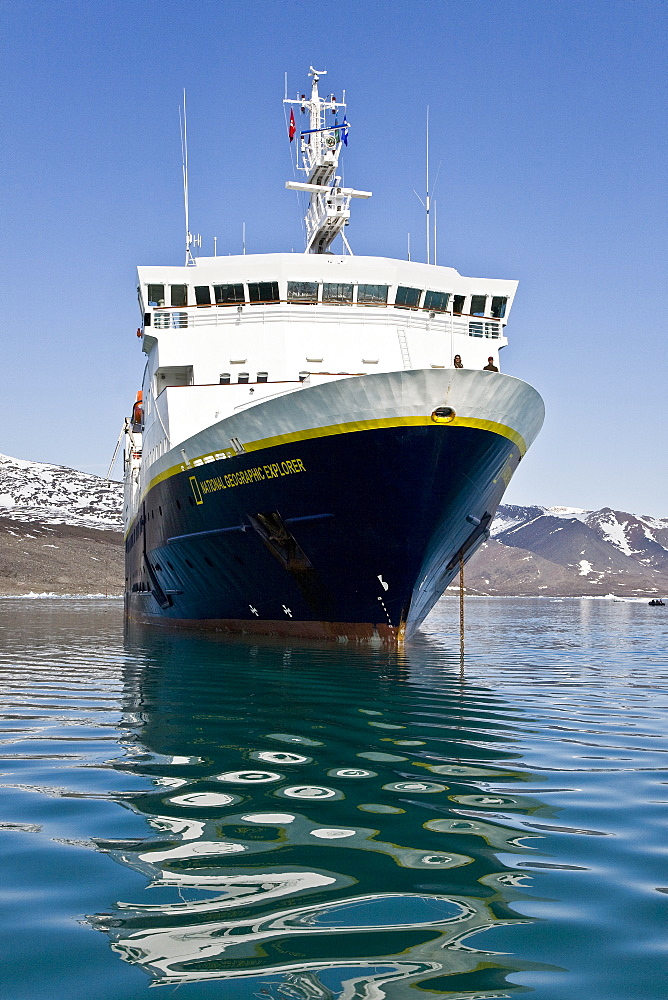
[214,283,245,305]
[287,281,318,303]
[470,295,487,316]
[219,373,230,384]
[171,284,188,307]
[323,282,353,303]
[249,281,279,304]
[395,286,422,309]
[357,284,388,305]
[491,296,508,319]
[238,372,249,384]
[452,295,466,315]
[424,290,450,313]
[147,284,164,306]
[195,285,211,306]
[257,371,268,382]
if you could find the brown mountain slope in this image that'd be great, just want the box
[0,518,123,595]
[465,537,668,597]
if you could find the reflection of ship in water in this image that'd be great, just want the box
[90,627,552,995]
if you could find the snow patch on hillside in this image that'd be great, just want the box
[546,506,589,521]
[594,513,633,556]
[490,512,527,535]
[0,454,122,531]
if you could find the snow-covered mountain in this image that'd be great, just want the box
[0,453,665,596]
[0,453,122,530]
[492,504,668,572]
[468,504,668,596]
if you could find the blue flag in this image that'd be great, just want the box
[342,115,349,146]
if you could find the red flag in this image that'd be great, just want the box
[289,108,296,142]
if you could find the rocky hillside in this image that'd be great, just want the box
[465,505,668,597]
[0,453,665,598]
[0,454,123,595]
[0,517,123,596]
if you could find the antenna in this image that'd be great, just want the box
[432,159,442,267]
[180,90,200,266]
[414,110,439,264]
[213,236,217,257]
[407,232,411,261]
[425,105,430,265]
[180,91,191,265]
[242,222,246,255]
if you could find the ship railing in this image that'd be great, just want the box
[459,319,501,339]
[150,307,502,339]
[153,311,189,329]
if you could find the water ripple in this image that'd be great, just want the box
[1,597,667,998]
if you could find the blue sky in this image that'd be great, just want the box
[1,0,666,515]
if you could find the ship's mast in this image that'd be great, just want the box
[180,90,201,266]
[284,67,371,254]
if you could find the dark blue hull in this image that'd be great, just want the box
[125,423,519,640]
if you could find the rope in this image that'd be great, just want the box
[459,553,465,668]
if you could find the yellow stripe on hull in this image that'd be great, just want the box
[145,414,526,498]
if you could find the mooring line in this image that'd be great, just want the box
[459,552,465,674]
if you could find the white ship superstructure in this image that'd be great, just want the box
[132,259,515,519]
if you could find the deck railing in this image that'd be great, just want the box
[150,306,502,339]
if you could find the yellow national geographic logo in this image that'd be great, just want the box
[190,458,306,502]
[189,476,204,505]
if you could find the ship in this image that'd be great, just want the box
[122,67,544,641]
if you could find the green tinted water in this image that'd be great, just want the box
[1,597,667,999]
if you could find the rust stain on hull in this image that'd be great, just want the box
[126,609,402,644]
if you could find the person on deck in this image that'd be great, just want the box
[453,355,464,368]
[483,356,499,372]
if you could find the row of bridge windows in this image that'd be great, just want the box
[145,282,507,318]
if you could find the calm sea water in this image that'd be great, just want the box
[1,597,667,1000]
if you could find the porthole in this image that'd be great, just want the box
[432,406,456,424]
